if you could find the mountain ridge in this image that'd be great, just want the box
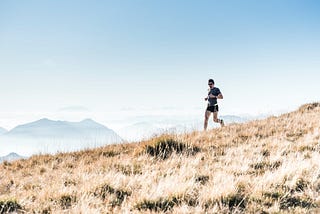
[0,152,25,163]
[0,118,123,156]
[4,118,120,139]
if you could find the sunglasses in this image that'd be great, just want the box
[208,83,213,85]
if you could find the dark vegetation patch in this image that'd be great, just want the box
[232,134,250,144]
[261,149,270,157]
[59,195,76,209]
[204,183,248,211]
[113,163,142,175]
[294,178,309,192]
[135,195,198,212]
[262,178,315,210]
[145,137,200,160]
[39,167,46,174]
[279,195,315,210]
[249,160,282,174]
[286,130,308,142]
[64,179,77,187]
[94,184,131,207]
[221,183,247,211]
[2,161,11,168]
[99,150,120,158]
[195,175,210,185]
[41,207,51,214]
[135,196,180,212]
[298,145,317,152]
[0,200,23,213]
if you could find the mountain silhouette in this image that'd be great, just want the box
[0,152,25,163]
[5,118,122,141]
[0,118,123,156]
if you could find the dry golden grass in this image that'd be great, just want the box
[1,102,320,213]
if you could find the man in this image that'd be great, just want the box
[204,79,224,130]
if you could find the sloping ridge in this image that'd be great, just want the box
[186,102,320,149]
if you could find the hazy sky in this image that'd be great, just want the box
[1,0,319,129]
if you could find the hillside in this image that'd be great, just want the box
[0,103,320,213]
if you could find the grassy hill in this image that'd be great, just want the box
[1,103,320,213]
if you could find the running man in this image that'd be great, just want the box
[204,79,224,130]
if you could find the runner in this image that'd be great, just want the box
[204,79,224,130]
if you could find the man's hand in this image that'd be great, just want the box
[204,97,208,101]
[208,94,216,99]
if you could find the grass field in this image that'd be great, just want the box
[1,103,320,213]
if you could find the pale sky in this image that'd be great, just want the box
[0,0,319,130]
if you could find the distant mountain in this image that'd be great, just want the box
[0,152,25,163]
[0,127,7,135]
[5,118,122,141]
[0,118,123,156]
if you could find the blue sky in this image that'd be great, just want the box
[0,0,319,128]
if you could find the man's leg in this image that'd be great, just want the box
[213,112,224,127]
[204,110,211,131]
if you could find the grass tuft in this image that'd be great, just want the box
[59,195,76,209]
[294,178,309,192]
[279,195,315,210]
[220,183,248,211]
[145,136,200,159]
[0,200,23,213]
[135,196,181,212]
[249,160,282,174]
[195,175,210,185]
[94,184,131,206]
